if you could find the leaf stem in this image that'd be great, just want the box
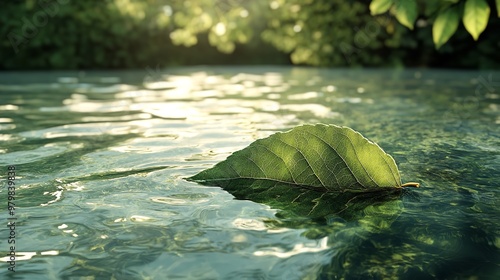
[401,182,420,188]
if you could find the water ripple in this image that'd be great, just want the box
[0,67,498,279]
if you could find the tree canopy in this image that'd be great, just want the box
[1,0,499,69]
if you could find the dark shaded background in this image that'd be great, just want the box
[1,0,499,70]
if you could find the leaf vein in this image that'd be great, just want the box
[302,129,366,188]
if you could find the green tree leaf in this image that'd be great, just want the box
[433,6,460,49]
[463,0,491,40]
[496,0,500,17]
[394,0,417,30]
[370,0,394,15]
[188,124,418,193]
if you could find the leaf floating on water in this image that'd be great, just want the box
[188,124,418,193]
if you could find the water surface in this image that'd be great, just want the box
[0,66,499,279]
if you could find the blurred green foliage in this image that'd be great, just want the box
[370,0,499,49]
[0,0,287,69]
[1,0,499,69]
[264,0,500,67]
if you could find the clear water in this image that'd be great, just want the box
[0,66,499,279]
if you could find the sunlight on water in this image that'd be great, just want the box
[0,67,498,279]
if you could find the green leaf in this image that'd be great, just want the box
[370,0,394,15]
[424,0,458,16]
[188,124,418,192]
[394,0,417,30]
[433,6,460,49]
[497,0,500,17]
[463,0,490,40]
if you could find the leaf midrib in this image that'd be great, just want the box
[303,129,372,188]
